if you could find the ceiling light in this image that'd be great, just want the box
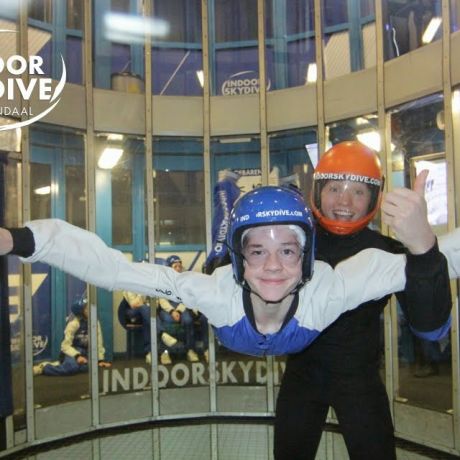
[34,185,51,195]
[219,137,252,144]
[422,17,442,44]
[104,12,170,45]
[357,131,381,151]
[196,70,204,88]
[98,147,123,169]
[107,133,124,141]
[452,90,460,114]
[306,63,317,83]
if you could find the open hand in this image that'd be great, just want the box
[76,355,88,365]
[381,169,435,254]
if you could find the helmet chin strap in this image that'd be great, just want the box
[241,280,305,304]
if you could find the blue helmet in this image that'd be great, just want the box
[71,296,88,317]
[166,255,182,267]
[227,186,316,285]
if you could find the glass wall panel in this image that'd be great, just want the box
[152,138,205,249]
[0,3,23,438]
[93,0,144,91]
[452,0,460,32]
[0,1,19,36]
[383,0,442,61]
[389,94,452,412]
[264,0,315,90]
[210,0,259,96]
[151,0,203,96]
[93,135,155,422]
[268,127,317,200]
[323,0,376,80]
[28,0,83,84]
[268,128,317,399]
[29,125,89,413]
[5,157,23,434]
[151,137,208,415]
[326,114,380,151]
[209,136,273,413]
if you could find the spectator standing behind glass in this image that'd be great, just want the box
[33,296,111,376]
[122,290,181,365]
[158,255,208,363]
[274,141,452,460]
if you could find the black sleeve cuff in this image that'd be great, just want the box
[406,239,444,277]
[7,227,35,257]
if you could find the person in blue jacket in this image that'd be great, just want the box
[33,296,111,376]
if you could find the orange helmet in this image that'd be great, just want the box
[311,141,384,235]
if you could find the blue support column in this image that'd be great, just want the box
[129,0,144,79]
[271,0,288,89]
[52,0,66,79]
[94,0,113,88]
[208,0,217,94]
[0,152,13,426]
[132,153,146,260]
[51,147,67,357]
[348,0,363,72]
[95,169,114,359]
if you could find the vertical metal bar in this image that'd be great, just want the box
[201,0,217,416]
[441,0,460,450]
[83,0,100,429]
[18,0,34,443]
[375,0,399,414]
[257,0,269,187]
[207,0,216,95]
[257,0,274,415]
[211,423,218,460]
[143,0,159,421]
[313,0,326,153]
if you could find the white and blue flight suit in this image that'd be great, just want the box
[6,220,460,357]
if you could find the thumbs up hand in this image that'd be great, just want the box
[381,169,435,254]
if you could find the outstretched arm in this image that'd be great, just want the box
[0,219,233,327]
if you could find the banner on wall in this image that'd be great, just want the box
[0,26,67,131]
[101,358,286,393]
[8,259,53,363]
[204,167,281,273]
[221,70,271,96]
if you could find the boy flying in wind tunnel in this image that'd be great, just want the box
[0,184,459,357]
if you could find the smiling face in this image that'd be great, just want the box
[171,261,183,273]
[320,180,372,223]
[241,225,303,303]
